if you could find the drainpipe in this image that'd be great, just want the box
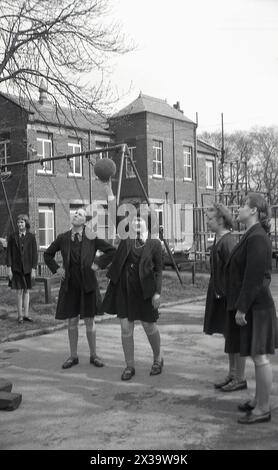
[172,120,177,204]
[194,113,199,206]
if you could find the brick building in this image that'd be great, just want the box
[109,94,218,245]
[0,88,218,249]
[0,83,114,248]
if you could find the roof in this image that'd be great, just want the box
[111,93,195,123]
[197,139,219,155]
[0,92,111,135]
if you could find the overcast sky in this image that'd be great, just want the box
[109,0,278,133]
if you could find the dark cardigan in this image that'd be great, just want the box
[225,223,273,313]
[44,230,116,294]
[7,232,38,274]
[106,237,163,299]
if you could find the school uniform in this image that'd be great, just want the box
[44,230,116,320]
[7,231,38,290]
[102,237,163,323]
[224,223,278,356]
[204,232,237,335]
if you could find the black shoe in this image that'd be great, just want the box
[238,411,271,424]
[221,379,247,392]
[214,375,233,389]
[23,316,33,322]
[150,358,164,376]
[121,367,135,381]
[62,357,79,369]
[238,400,255,412]
[90,356,104,367]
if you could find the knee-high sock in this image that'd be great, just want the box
[84,319,97,357]
[17,290,23,319]
[23,290,30,317]
[234,353,246,381]
[228,353,236,378]
[68,320,78,358]
[254,363,272,414]
[121,335,135,368]
[143,324,161,362]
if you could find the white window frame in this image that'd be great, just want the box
[68,142,82,177]
[38,205,55,249]
[0,133,10,170]
[155,206,164,228]
[37,134,53,174]
[95,142,108,161]
[98,203,109,239]
[125,146,136,179]
[183,146,193,181]
[152,140,163,178]
[206,160,214,189]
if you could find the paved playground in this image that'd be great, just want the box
[1,295,278,450]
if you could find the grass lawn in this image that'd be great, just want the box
[0,271,208,343]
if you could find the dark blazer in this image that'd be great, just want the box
[106,237,163,300]
[225,223,273,313]
[210,232,238,298]
[44,230,116,294]
[7,232,38,274]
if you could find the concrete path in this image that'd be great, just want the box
[0,298,278,450]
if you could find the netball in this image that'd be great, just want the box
[94,158,116,182]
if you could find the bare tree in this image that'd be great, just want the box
[200,127,278,205]
[0,0,133,118]
[249,127,278,205]
[199,130,253,197]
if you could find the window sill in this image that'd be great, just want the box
[151,175,164,180]
[206,187,215,190]
[37,171,55,176]
[183,178,193,182]
[67,174,84,179]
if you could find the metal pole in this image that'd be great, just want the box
[172,121,177,204]
[201,192,207,256]
[194,113,199,206]
[172,120,177,248]
[275,207,277,250]
[0,144,126,170]
[245,160,248,193]
[221,112,225,191]
[116,148,126,207]
[0,173,16,232]
[88,131,92,205]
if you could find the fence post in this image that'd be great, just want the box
[191,262,196,285]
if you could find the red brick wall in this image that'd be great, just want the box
[0,95,218,249]
[146,113,196,205]
[27,124,113,239]
[0,96,29,236]
[109,114,148,201]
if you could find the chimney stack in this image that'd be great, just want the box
[173,101,184,114]
[39,79,48,105]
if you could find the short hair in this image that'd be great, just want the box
[244,192,271,233]
[16,214,30,230]
[74,207,92,223]
[207,203,234,230]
